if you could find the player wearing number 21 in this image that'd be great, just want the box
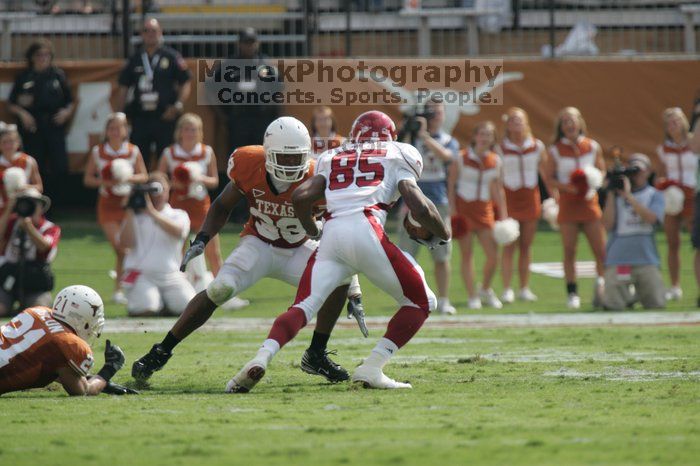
[0,285,132,396]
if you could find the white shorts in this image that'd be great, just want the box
[291,211,437,323]
[206,235,319,305]
[124,270,196,316]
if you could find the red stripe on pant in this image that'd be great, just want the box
[363,211,429,311]
[267,250,318,347]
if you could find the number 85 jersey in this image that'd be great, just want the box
[228,146,316,249]
[316,141,424,223]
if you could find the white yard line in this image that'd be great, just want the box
[105,311,700,333]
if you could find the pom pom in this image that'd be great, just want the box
[173,162,203,185]
[493,218,520,245]
[663,185,685,216]
[583,166,603,199]
[111,158,134,182]
[541,198,560,231]
[101,162,113,181]
[570,168,588,197]
[655,179,681,191]
[3,167,27,195]
[450,215,469,239]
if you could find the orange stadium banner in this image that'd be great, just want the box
[1,59,698,173]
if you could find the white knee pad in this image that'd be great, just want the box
[206,276,237,306]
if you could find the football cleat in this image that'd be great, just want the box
[225,359,267,393]
[131,344,172,381]
[300,349,349,383]
[347,295,369,337]
[351,364,412,389]
[567,293,581,310]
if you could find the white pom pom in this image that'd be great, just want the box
[583,166,603,200]
[3,167,27,195]
[541,198,560,231]
[184,161,203,180]
[493,218,520,245]
[664,185,685,216]
[111,158,134,182]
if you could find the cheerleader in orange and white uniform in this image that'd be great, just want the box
[0,124,42,215]
[652,107,698,301]
[83,112,148,303]
[448,121,508,310]
[310,106,344,158]
[498,107,547,304]
[158,113,224,290]
[545,107,606,310]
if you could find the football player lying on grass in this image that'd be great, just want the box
[0,285,136,396]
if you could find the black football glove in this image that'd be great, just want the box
[96,339,125,382]
[180,233,210,272]
[102,380,139,395]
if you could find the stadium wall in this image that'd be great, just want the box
[0,59,698,175]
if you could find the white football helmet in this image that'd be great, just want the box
[52,285,105,342]
[263,116,311,182]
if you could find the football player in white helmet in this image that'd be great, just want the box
[0,285,135,396]
[132,117,367,386]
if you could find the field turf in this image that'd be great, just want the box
[2,219,699,466]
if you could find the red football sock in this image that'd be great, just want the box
[267,307,307,348]
[383,306,429,349]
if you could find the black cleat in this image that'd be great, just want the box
[347,295,369,337]
[301,349,349,383]
[131,344,173,381]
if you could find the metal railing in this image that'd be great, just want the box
[0,0,699,61]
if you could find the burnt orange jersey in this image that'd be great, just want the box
[227,146,316,249]
[0,307,93,394]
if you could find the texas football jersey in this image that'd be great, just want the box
[0,307,94,394]
[315,141,423,223]
[227,145,316,249]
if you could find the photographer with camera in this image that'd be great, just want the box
[602,153,666,310]
[118,172,195,317]
[0,187,60,316]
[398,97,459,315]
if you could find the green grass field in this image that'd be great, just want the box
[2,219,700,466]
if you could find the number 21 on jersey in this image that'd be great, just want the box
[329,148,387,190]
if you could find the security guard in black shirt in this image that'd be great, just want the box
[116,18,192,167]
[8,39,74,184]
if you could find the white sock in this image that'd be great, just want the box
[255,339,280,366]
[437,297,449,307]
[364,338,399,369]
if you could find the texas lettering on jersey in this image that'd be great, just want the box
[228,146,316,248]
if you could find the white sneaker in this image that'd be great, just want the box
[467,297,482,310]
[351,364,412,389]
[221,296,250,310]
[567,293,581,310]
[480,288,503,309]
[436,298,457,315]
[225,357,267,393]
[500,288,515,304]
[112,290,128,305]
[665,287,683,301]
[518,287,538,302]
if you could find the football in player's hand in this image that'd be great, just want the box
[404,213,432,240]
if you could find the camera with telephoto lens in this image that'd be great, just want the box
[126,182,163,212]
[14,196,39,218]
[607,163,640,191]
[399,104,436,146]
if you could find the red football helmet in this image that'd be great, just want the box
[349,111,397,142]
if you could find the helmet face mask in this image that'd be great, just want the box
[51,285,105,343]
[263,117,311,183]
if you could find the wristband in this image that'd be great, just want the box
[194,232,211,245]
[97,365,117,382]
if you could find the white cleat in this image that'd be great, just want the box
[221,296,250,310]
[518,287,538,302]
[480,288,503,309]
[665,287,683,302]
[467,297,482,310]
[225,359,266,393]
[436,299,457,315]
[351,364,412,389]
[111,290,128,305]
[567,293,581,310]
[500,288,515,304]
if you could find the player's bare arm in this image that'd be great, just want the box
[292,174,326,238]
[58,367,107,396]
[398,178,449,240]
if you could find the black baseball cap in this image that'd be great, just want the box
[240,28,258,43]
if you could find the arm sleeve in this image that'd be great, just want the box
[7,72,25,105]
[395,142,424,182]
[117,57,135,87]
[57,69,73,105]
[650,189,666,223]
[314,153,332,180]
[174,52,192,84]
[61,335,95,377]
[171,209,191,239]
